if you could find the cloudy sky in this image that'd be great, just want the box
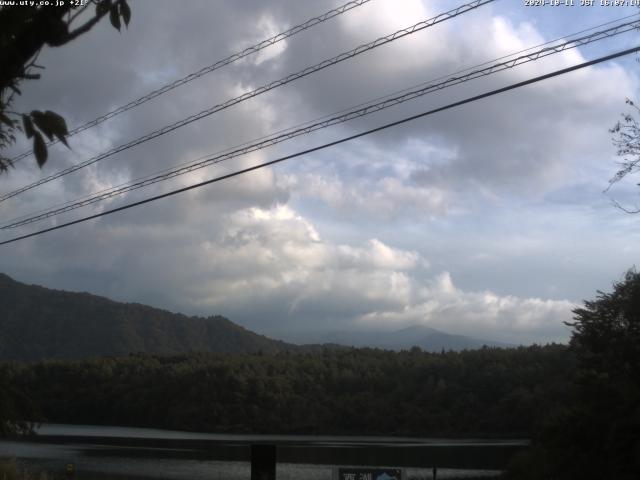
[1,0,639,345]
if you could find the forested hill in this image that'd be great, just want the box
[0,273,293,361]
[2,345,573,437]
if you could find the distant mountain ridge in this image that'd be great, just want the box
[0,273,511,362]
[0,273,293,361]
[319,324,513,352]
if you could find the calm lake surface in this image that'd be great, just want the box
[0,424,525,479]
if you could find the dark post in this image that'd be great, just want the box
[250,444,276,480]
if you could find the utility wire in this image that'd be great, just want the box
[1,45,637,247]
[4,17,638,229]
[4,15,635,227]
[8,0,373,166]
[6,8,638,229]
[4,12,638,227]
[8,10,638,228]
[338,11,640,114]
[0,0,494,204]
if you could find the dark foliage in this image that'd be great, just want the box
[1,345,572,438]
[608,99,640,212]
[507,270,640,479]
[0,0,131,171]
[0,362,39,437]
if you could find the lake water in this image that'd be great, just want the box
[0,424,522,479]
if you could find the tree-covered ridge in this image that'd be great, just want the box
[3,345,572,438]
[0,273,292,361]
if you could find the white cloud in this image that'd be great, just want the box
[250,15,289,66]
[285,171,450,218]
[0,176,582,347]
[186,205,421,318]
[1,0,637,347]
[357,271,575,344]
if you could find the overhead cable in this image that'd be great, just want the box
[8,0,373,166]
[0,0,494,203]
[4,17,639,229]
[1,45,637,247]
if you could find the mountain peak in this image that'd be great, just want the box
[0,272,15,283]
[317,324,512,352]
[0,275,293,361]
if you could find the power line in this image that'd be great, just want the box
[5,12,638,228]
[11,10,638,229]
[4,16,639,229]
[8,0,373,166]
[5,16,636,227]
[0,0,494,204]
[347,11,640,111]
[10,10,640,227]
[1,45,637,247]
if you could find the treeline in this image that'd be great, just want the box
[2,344,572,437]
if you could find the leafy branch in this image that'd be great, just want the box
[0,0,131,173]
[606,99,640,213]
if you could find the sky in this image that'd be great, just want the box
[1,0,639,345]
